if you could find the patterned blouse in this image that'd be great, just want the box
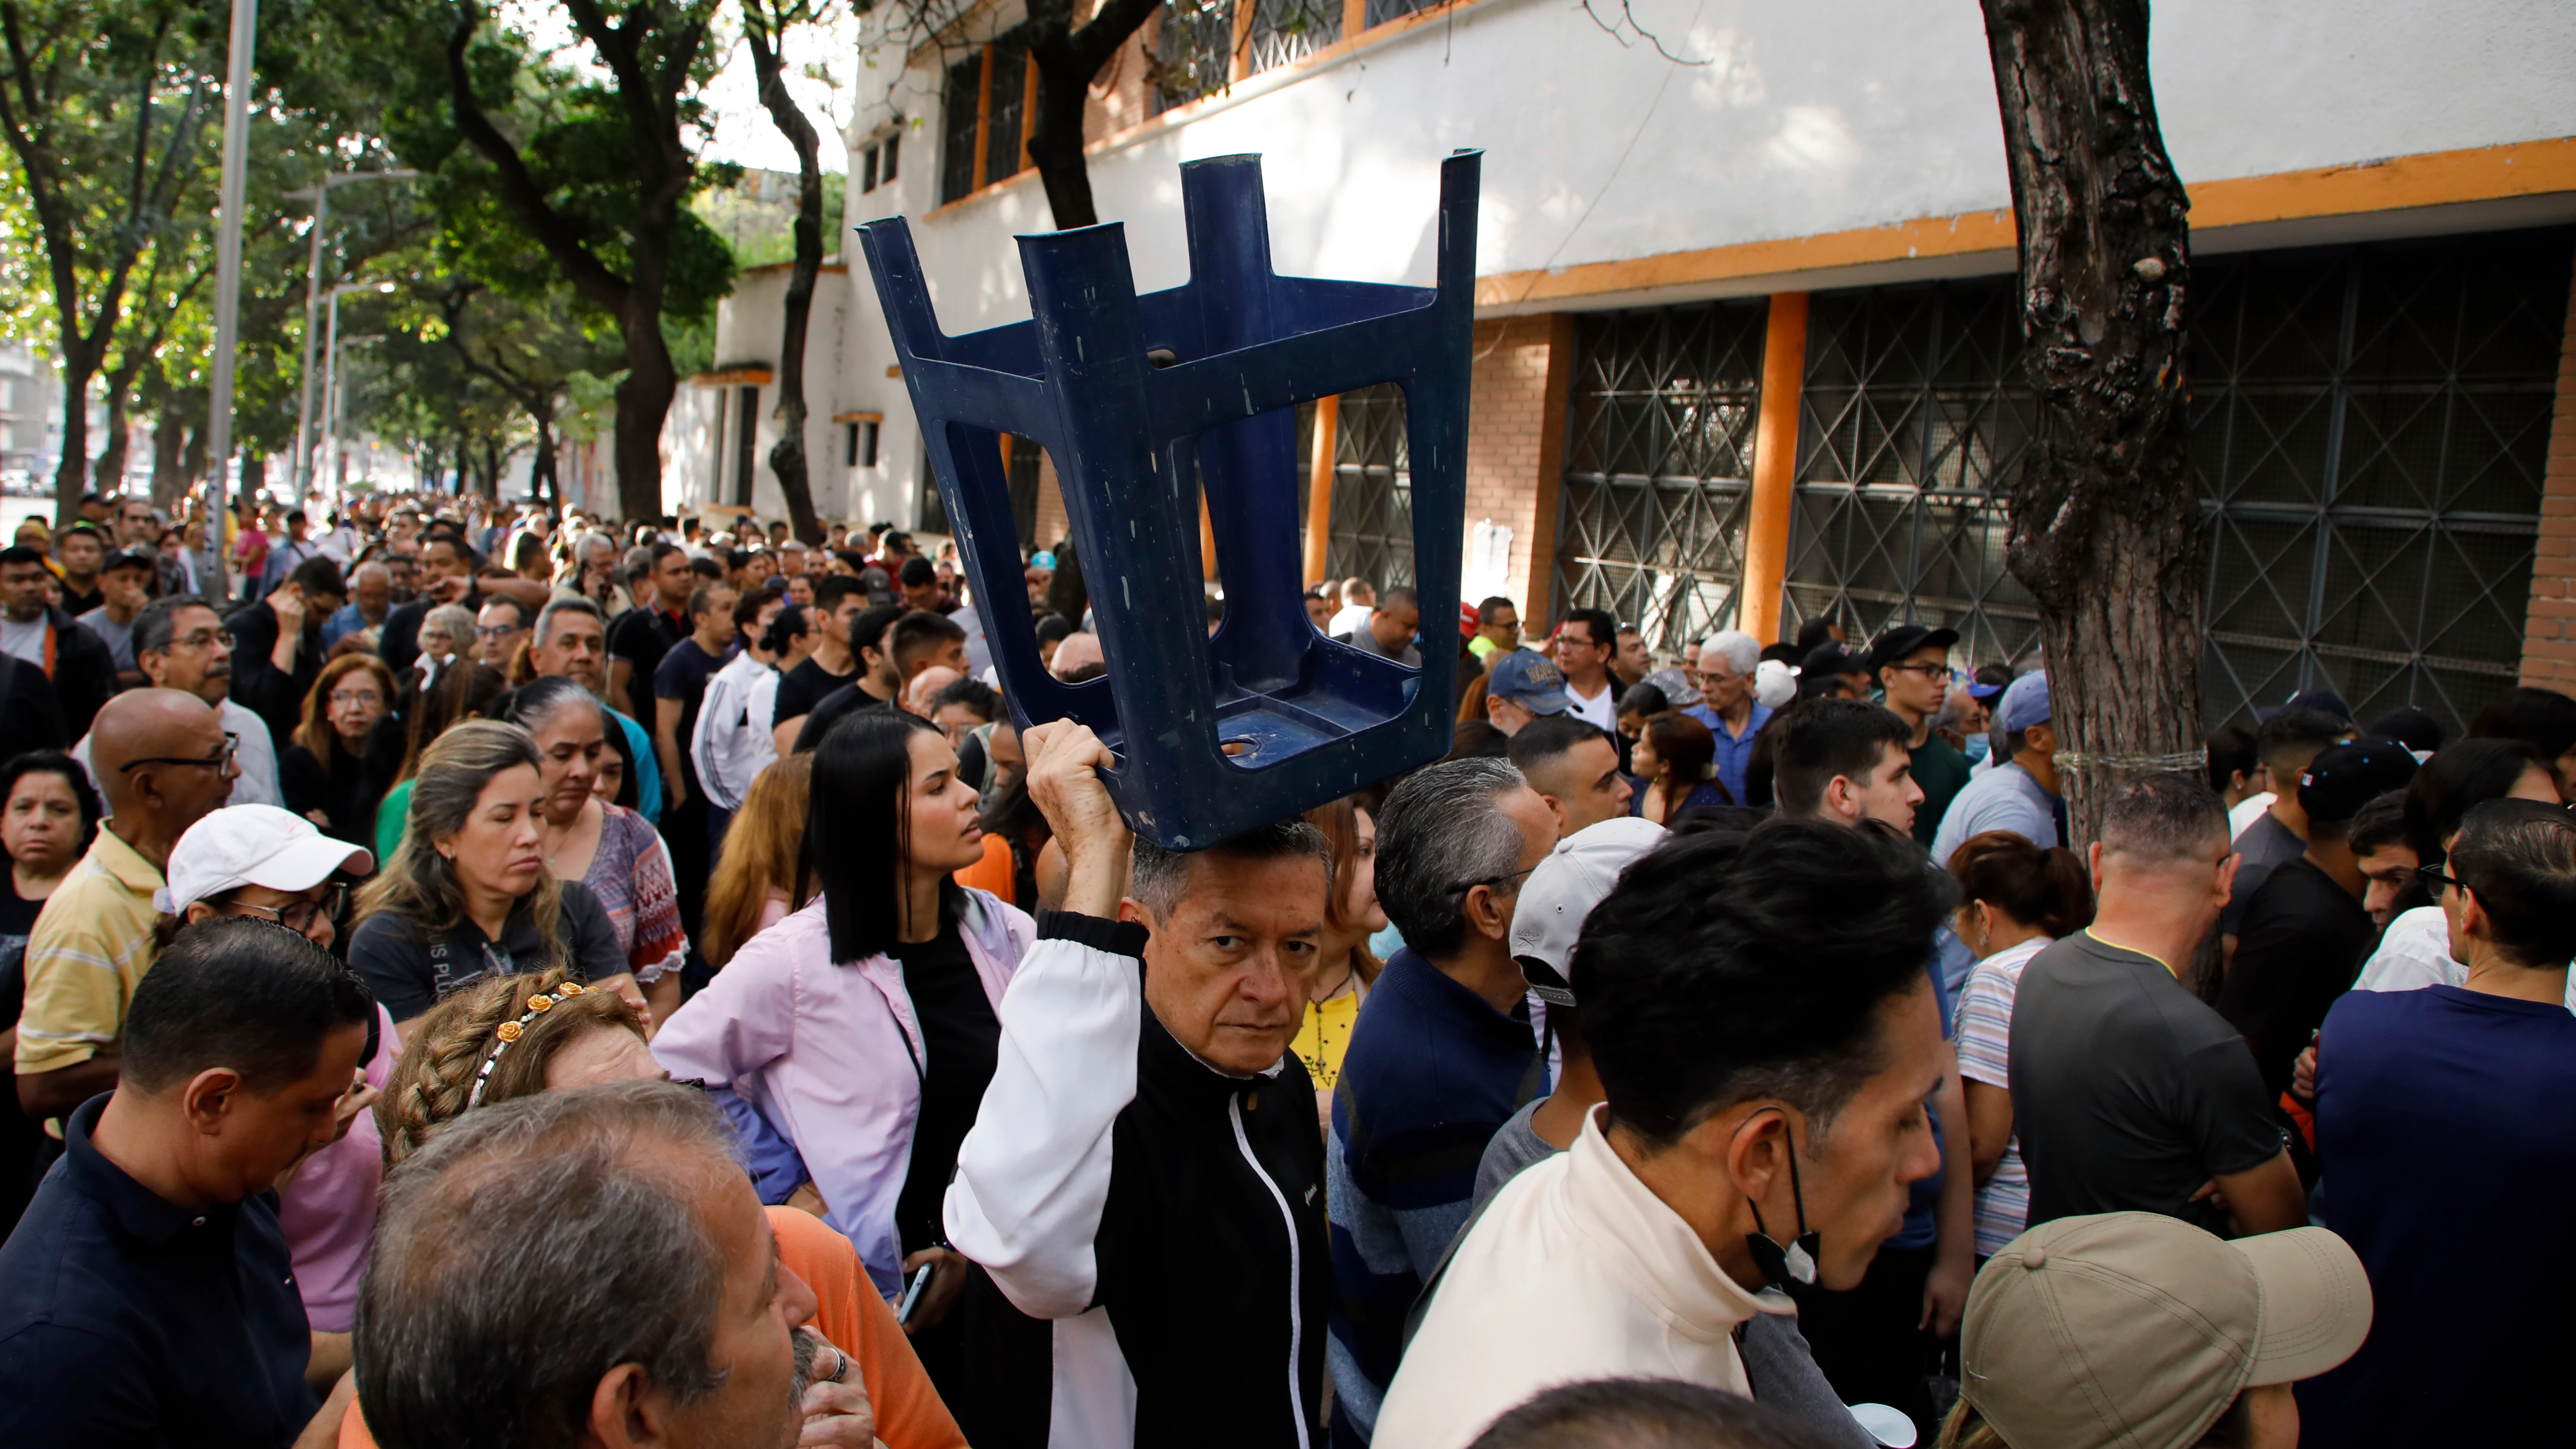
[580,802,688,982]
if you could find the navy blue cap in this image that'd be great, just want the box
[1486,649,1572,715]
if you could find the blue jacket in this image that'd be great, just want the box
[1326,948,1545,1443]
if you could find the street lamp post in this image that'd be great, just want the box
[320,282,395,505]
[288,170,416,497]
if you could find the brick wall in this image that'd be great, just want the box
[1462,313,1575,626]
[2518,250,2576,689]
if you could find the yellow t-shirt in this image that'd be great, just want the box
[16,827,166,1078]
[1292,987,1363,1092]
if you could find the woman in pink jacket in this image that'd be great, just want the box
[652,709,1035,1414]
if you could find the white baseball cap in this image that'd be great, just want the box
[1509,816,1667,1006]
[154,805,375,915]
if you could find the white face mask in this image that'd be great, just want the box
[1964,732,1991,765]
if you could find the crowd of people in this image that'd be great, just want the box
[0,496,2564,1449]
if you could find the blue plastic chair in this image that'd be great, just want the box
[856,150,1477,849]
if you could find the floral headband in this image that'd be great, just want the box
[468,981,588,1109]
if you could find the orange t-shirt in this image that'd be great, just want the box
[953,829,1014,898]
[339,1206,965,1449]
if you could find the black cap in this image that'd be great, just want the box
[2261,687,2353,723]
[1800,642,1870,679]
[98,548,153,575]
[1866,624,1960,677]
[2364,706,2443,755]
[2298,737,2420,826]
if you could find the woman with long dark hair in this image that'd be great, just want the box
[345,721,632,1032]
[652,709,1033,1410]
[281,652,403,849]
[1628,710,1730,822]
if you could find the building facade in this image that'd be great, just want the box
[674,0,2576,732]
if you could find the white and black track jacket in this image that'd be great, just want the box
[945,912,1330,1449]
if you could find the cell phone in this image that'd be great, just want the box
[895,1263,934,1325]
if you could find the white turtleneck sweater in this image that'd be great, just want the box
[1374,1105,1790,1449]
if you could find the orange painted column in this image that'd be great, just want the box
[1303,394,1340,586]
[1342,0,1370,40]
[1201,489,1219,583]
[1737,292,1810,645]
[970,46,994,191]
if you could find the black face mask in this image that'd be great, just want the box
[1744,1110,1821,1293]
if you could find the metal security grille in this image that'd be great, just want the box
[1153,0,1235,113]
[1364,0,1440,26]
[1326,383,1413,588]
[1786,277,2044,670]
[1247,0,1339,72]
[2195,227,2571,732]
[938,54,981,205]
[983,42,1029,185]
[1551,299,1768,654]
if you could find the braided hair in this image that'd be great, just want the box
[375,964,646,1164]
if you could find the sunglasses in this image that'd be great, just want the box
[2415,863,2465,895]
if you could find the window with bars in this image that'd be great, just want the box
[1785,277,2044,671]
[1548,228,2568,737]
[1551,299,1769,655]
[1246,0,1341,73]
[1326,383,1413,588]
[937,36,1033,206]
[1154,0,1235,113]
[860,134,900,193]
[2193,227,2570,733]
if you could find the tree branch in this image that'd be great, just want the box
[443,1,632,312]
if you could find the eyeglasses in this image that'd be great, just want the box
[231,883,350,934]
[170,628,233,652]
[474,624,523,640]
[1886,662,1959,681]
[2415,863,2465,895]
[118,732,238,773]
[1449,862,1539,897]
[328,688,385,708]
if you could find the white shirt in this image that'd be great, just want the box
[2229,791,2275,841]
[690,653,779,813]
[1565,678,1617,732]
[70,695,281,809]
[2353,904,2576,1013]
[0,616,45,666]
[1376,1108,1784,1449]
[1327,603,1375,638]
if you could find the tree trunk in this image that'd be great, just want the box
[612,295,676,524]
[1024,0,1164,231]
[149,409,187,510]
[1025,52,1101,229]
[1979,0,2202,849]
[181,414,209,491]
[743,0,826,546]
[94,386,131,495]
[49,353,95,523]
[532,412,559,507]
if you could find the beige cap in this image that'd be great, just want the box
[1960,1212,2371,1449]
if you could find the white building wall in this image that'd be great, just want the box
[689,0,2576,524]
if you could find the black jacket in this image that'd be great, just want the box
[946,912,1329,1449]
[224,600,325,751]
[28,605,114,738]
